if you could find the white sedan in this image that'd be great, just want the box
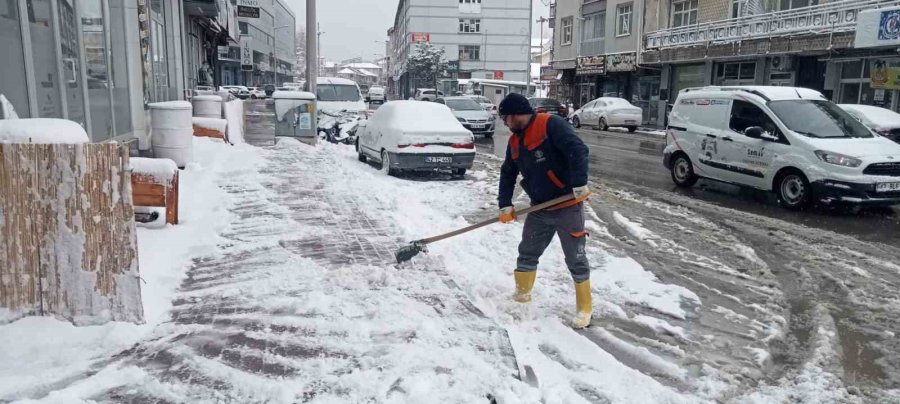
[571,97,642,132]
[355,101,475,177]
[839,104,900,144]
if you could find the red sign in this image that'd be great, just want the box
[494,70,504,80]
[410,32,430,43]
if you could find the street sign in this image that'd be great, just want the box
[240,36,253,71]
[447,60,459,72]
[576,56,605,76]
[237,0,260,18]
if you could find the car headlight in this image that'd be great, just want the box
[814,150,862,168]
[457,117,466,123]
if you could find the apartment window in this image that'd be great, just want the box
[731,0,749,18]
[459,0,482,13]
[616,4,632,37]
[779,0,816,10]
[239,21,248,35]
[672,0,698,28]
[561,17,573,45]
[459,0,481,3]
[459,45,480,61]
[582,12,605,41]
[459,19,481,33]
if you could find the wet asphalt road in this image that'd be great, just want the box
[480,120,900,400]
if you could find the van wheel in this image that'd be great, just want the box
[776,169,812,210]
[627,126,637,133]
[600,118,609,131]
[670,154,698,187]
[572,116,581,128]
[381,150,397,176]
[453,168,466,177]
[356,140,367,162]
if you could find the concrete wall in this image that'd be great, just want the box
[551,0,580,66]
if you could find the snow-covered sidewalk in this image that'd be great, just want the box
[2,135,708,403]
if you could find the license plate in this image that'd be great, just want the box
[876,182,900,192]
[425,156,452,163]
[471,124,485,129]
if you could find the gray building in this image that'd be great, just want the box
[388,0,533,99]
[228,0,296,87]
[550,0,659,124]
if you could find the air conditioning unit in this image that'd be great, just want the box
[770,55,793,72]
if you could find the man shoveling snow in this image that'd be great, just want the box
[497,93,593,329]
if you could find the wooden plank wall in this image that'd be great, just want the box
[0,144,143,325]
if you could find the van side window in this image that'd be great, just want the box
[729,100,779,136]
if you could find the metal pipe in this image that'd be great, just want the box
[306,0,317,95]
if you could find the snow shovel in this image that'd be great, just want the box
[395,193,576,264]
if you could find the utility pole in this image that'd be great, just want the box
[526,0,533,96]
[317,23,323,76]
[306,0,316,95]
[536,16,549,96]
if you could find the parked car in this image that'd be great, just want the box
[465,95,498,117]
[664,85,900,209]
[839,104,900,143]
[355,101,475,176]
[415,88,444,102]
[220,85,250,99]
[360,84,370,101]
[247,87,267,99]
[528,98,568,118]
[368,86,386,104]
[316,77,368,143]
[571,97,643,132]
[436,96,494,138]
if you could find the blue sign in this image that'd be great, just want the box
[878,10,900,41]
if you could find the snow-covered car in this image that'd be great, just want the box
[664,86,900,209]
[368,86,386,104]
[465,95,498,117]
[415,88,444,102]
[572,97,642,132]
[436,96,494,138]
[220,86,250,99]
[528,97,568,118]
[839,104,900,144]
[247,87,267,99]
[355,100,475,176]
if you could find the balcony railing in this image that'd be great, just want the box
[645,0,900,50]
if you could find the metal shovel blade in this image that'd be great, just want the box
[395,240,426,264]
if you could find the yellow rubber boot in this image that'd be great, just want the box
[513,270,536,303]
[573,280,593,328]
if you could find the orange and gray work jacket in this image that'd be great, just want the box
[498,113,590,208]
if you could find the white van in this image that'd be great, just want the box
[316,77,367,119]
[663,86,900,209]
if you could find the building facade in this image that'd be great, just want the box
[388,0,533,99]
[550,0,660,124]
[234,0,296,87]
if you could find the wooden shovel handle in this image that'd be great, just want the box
[421,194,576,245]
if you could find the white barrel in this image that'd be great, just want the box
[149,101,193,168]
[192,95,223,119]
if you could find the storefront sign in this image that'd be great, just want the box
[540,66,559,81]
[240,36,253,71]
[869,59,900,90]
[856,6,900,48]
[494,70,504,80]
[410,32,430,43]
[605,53,637,72]
[237,0,260,18]
[576,56,605,76]
[447,60,459,72]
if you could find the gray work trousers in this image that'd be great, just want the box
[516,202,590,282]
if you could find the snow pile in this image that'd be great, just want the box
[0,137,263,400]
[1,94,18,119]
[192,117,228,133]
[0,118,89,143]
[224,100,245,144]
[131,157,178,184]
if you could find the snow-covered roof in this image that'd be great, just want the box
[0,118,90,144]
[337,68,357,74]
[357,69,378,77]
[343,62,382,70]
[323,61,337,68]
[318,77,359,86]
[680,86,826,101]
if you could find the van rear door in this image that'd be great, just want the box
[671,97,733,183]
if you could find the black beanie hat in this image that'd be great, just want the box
[499,93,534,116]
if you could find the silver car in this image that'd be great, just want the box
[436,96,495,138]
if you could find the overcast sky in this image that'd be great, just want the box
[285,0,551,63]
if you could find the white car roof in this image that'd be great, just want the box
[317,77,358,86]
[839,104,900,127]
[678,86,826,102]
[376,101,467,132]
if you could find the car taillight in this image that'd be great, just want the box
[451,143,475,149]
[398,143,427,148]
[876,128,890,136]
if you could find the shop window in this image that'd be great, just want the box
[110,1,133,135]
[672,0,698,28]
[1,1,30,117]
[716,61,756,85]
[27,0,63,119]
[82,0,113,140]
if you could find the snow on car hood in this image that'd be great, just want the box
[453,109,491,121]
[318,100,366,114]
[801,135,900,158]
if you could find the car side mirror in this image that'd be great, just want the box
[744,126,764,139]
